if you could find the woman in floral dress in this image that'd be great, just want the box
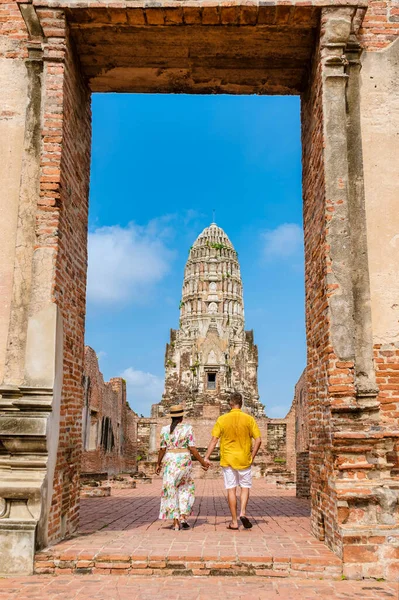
[156,404,209,530]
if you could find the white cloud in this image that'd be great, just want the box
[262,223,303,260]
[87,220,174,305]
[121,366,164,416]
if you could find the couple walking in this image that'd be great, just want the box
[155,392,262,531]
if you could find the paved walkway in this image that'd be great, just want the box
[79,478,311,535]
[36,479,341,578]
[0,575,398,599]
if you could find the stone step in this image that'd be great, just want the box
[34,550,342,579]
[109,479,137,490]
[80,485,111,498]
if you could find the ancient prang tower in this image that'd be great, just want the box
[157,222,264,418]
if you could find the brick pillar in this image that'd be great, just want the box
[303,7,399,578]
[0,3,91,574]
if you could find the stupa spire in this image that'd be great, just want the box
[180,222,244,331]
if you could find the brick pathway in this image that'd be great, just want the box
[0,576,398,599]
[36,479,342,578]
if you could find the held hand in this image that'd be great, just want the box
[201,461,209,471]
[155,464,162,475]
[204,458,212,468]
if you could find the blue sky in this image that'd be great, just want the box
[85,94,305,417]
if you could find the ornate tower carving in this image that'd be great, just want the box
[157,223,264,417]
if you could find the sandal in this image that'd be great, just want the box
[173,520,181,531]
[240,516,253,529]
[180,520,190,530]
[227,524,239,530]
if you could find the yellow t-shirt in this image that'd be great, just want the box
[212,409,261,470]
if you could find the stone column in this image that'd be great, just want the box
[320,7,356,373]
[148,422,158,465]
[149,423,157,454]
[320,7,379,410]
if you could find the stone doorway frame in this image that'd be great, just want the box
[0,0,397,579]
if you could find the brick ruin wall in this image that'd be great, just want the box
[346,9,399,578]
[296,452,310,498]
[301,25,334,549]
[360,0,399,481]
[40,16,92,544]
[294,370,310,498]
[81,347,137,477]
[361,0,399,536]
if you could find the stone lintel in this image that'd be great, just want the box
[27,2,366,95]
[29,0,369,9]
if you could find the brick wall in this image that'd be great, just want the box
[362,2,399,479]
[359,0,399,459]
[294,370,310,497]
[0,2,28,58]
[296,452,310,498]
[349,2,399,580]
[81,347,137,476]
[294,370,308,454]
[362,0,399,460]
[38,14,92,544]
[359,0,399,50]
[301,33,339,549]
[376,347,399,426]
[359,10,399,574]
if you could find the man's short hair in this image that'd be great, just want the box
[230,392,243,408]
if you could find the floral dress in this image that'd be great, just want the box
[159,423,196,520]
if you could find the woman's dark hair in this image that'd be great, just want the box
[170,416,183,435]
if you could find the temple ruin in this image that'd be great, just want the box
[81,347,137,478]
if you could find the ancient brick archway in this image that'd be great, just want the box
[0,0,398,580]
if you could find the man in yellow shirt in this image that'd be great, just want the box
[204,392,262,530]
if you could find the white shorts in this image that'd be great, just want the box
[222,466,252,489]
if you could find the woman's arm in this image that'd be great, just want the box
[189,446,209,470]
[155,448,166,475]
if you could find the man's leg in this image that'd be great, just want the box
[223,467,239,528]
[239,487,250,517]
[227,487,238,528]
[238,468,253,528]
